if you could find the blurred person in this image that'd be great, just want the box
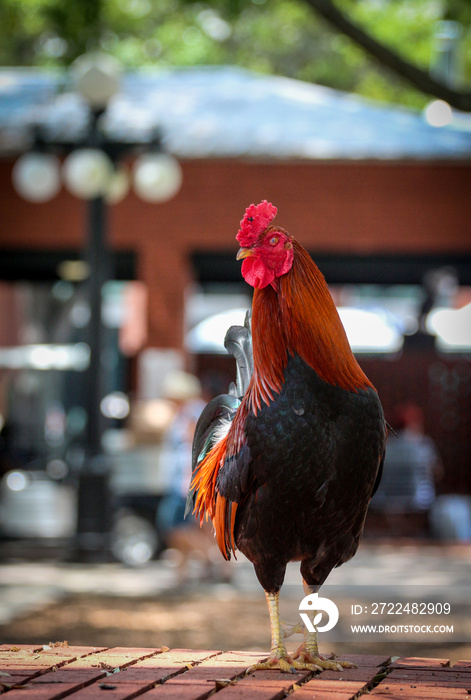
[370,402,442,535]
[393,403,443,509]
[156,370,231,584]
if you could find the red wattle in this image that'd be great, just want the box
[241,257,275,289]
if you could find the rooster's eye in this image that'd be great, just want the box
[269,236,279,246]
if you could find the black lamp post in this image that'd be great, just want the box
[12,53,182,559]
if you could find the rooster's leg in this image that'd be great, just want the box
[247,591,329,674]
[291,581,355,670]
[246,591,297,673]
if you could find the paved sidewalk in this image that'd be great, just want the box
[1,645,470,699]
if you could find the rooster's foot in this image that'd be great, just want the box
[246,653,322,675]
[291,647,355,671]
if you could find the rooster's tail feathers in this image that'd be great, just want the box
[186,309,252,551]
[186,395,239,518]
[224,310,253,397]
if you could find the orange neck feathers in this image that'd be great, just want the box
[249,240,374,411]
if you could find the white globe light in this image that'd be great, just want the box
[12,153,61,203]
[63,149,113,199]
[72,53,122,110]
[105,166,130,205]
[133,153,182,203]
[424,100,453,128]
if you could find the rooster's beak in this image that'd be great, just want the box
[236,247,254,260]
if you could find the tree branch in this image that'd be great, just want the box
[303,0,471,111]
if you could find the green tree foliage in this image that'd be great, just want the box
[0,0,469,109]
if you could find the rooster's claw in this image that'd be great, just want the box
[246,655,322,675]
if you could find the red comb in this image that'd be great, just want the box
[236,200,278,246]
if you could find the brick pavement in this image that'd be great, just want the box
[1,645,470,699]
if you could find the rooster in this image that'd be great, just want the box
[187,201,386,673]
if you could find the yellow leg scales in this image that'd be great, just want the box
[246,589,356,675]
[292,582,356,672]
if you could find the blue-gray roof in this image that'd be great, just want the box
[1,65,470,160]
